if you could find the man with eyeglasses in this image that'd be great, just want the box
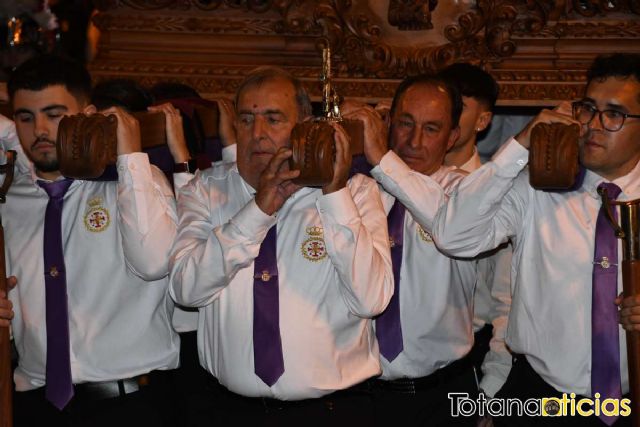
[431,53,640,426]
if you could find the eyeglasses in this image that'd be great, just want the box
[572,101,640,132]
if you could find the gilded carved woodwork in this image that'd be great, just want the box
[387,0,439,31]
[89,0,640,106]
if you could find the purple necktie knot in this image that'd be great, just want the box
[38,179,73,200]
[597,182,622,201]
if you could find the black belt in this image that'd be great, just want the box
[206,373,372,412]
[73,374,151,401]
[374,353,474,394]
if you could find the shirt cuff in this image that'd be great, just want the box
[231,199,277,241]
[316,186,359,226]
[172,172,194,192]
[370,150,411,185]
[491,137,529,177]
[221,144,237,163]
[117,152,153,185]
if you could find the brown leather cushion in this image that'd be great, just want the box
[289,121,336,187]
[56,112,167,179]
[341,118,364,156]
[57,113,118,179]
[288,119,365,187]
[529,122,580,190]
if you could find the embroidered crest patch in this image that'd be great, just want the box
[301,226,327,262]
[417,224,434,243]
[84,197,110,232]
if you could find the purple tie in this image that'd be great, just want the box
[592,182,622,426]
[376,199,405,362]
[253,224,284,386]
[38,179,74,410]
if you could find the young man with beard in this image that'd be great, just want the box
[0,55,180,427]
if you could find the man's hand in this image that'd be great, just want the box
[214,98,237,148]
[617,293,640,331]
[514,101,579,150]
[341,100,388,166]
[0,276,17,327]
[322,122,352,195]
[102,106,142,155]
[148,103,190,164]
[374,99,391,123]
[255,147,301,216]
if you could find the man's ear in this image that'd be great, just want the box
[476,111,493,133]
[447,126,461,151]
[83,104,97,115]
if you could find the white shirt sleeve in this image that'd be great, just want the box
[316,175,394,318]
[116,152,178,280]
[370,151,449,233]
[221,144,237,163]
[433,138,530,257]
[172,172,194,192]
[169,174,275,307]
[479,242,513,397]
[171,144,236,192]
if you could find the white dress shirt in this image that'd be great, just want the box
[371,151,476,379]
[169,163,393,400]
[459,148,483,174]
[434,138,639,396]
[459,147,513,397]
[2,153,180,391]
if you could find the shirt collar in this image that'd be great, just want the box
[582,159,640,201]
[430,164,458,181]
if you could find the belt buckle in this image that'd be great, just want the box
[261,397,285,412]
[402,380,416,395]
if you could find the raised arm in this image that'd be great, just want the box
[319,173,394,318]
[103,107,179,280]
[432,138,530,258]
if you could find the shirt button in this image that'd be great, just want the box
[517,159,526,166]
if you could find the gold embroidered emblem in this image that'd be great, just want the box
[417,224,434,243]
[261,271,271,282]
[84,197,110,232]
[49,266,59,278]
[301,226,327,262]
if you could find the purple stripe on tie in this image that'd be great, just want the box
[592,182,622,426]
[38,179,74,410]
[376,199,404,362]
[253,224,284,386]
